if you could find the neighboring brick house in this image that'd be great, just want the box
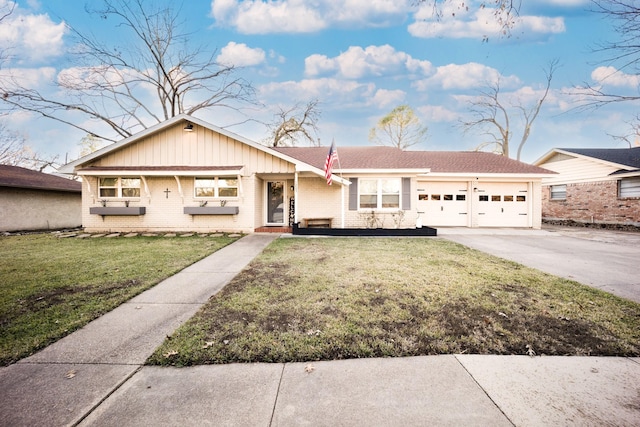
[59,114,553,233]
[534,147,640,226]
[0,165,82,232]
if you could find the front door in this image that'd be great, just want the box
[266,181,285,225]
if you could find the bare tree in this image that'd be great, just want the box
[266,99,321,147]
[0,123,59,171]
[569,1,640,116]
[369,105,428,150]
[0,0,255,143]
[461,60,557,160]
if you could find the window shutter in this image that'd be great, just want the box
[349,178,358,210]
[402,177,411,210]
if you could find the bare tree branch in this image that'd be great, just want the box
[0,0,256,143]
[266,99,322,147]
[461,60,558,160]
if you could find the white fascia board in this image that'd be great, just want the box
[417,172,551,180]
[77,168,245,177]
[339,169,431,175]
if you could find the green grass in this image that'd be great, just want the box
[148,237,640,366]
[0,233,239,365]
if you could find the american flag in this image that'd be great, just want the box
[324,140,338,185]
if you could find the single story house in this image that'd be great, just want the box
[534,147,640,226]
[58,114,553,233]
[0,164,82,232]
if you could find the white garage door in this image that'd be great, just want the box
[475,183,529,227]
[417,181,469,227]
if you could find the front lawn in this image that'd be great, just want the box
[0,233,238,365]
[148,237,640,366]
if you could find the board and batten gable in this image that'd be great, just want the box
[90,123,295,175]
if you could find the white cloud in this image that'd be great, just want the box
[408,5,565,40]
[371,89,406,109]
[0,66,57,89]
[210,0,409,34]
[413,62,520,91]
[0,4,67,63]
[591,66,640,88]
[217,42,266,67]
[305,45,432,79]
[259,78,376,106]
[418,105,459,122]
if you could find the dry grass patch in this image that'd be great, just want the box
[0,233,238,365]
[148,238,640,366]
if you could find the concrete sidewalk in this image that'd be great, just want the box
[0,233,279,427]
[1,231,639,426]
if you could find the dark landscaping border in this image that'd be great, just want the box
[292,223,437,237]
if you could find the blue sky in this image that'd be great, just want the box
[0,0,637,164]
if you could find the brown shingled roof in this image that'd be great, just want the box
[0,165,82,193]
[274,146,554,174]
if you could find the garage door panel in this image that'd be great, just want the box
[417,181,469,227]
[475,183,529,227]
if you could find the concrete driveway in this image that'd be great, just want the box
[439,225,640,303]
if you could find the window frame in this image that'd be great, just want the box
[618,177,640,199]
[358,178,401,210]
[194,176,239,199]
[550,184,567,201]
[98,177,141,199]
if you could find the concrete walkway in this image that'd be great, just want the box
[1,231,639,426]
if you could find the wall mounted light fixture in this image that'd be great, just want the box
[184,122,194,132]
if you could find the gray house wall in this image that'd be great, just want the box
[0,188,82,231]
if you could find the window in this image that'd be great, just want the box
[99,177,140,198]
[504,195,514,202]
[431,194,441,201]
[194,177,238,198]
[456,195,466,201]
[619,177,640,198]
[550,184,566,200]
[479,195,489,202]
[359,178,400,209]
[418,194,428,201]
[491,195,501,202]
[443,194,453,201]
[517,195,526,202]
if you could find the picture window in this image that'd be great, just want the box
[359,178,400,209]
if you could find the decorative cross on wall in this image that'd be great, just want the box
[164,188,171,199]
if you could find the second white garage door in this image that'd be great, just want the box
[475,182,529,227]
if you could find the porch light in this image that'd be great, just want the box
[184,122,194,132]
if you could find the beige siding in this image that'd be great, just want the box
[539,154,619,185]
[93,123,295,174]
[1,188,81,231]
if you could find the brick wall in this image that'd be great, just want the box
[542,180,640,225]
